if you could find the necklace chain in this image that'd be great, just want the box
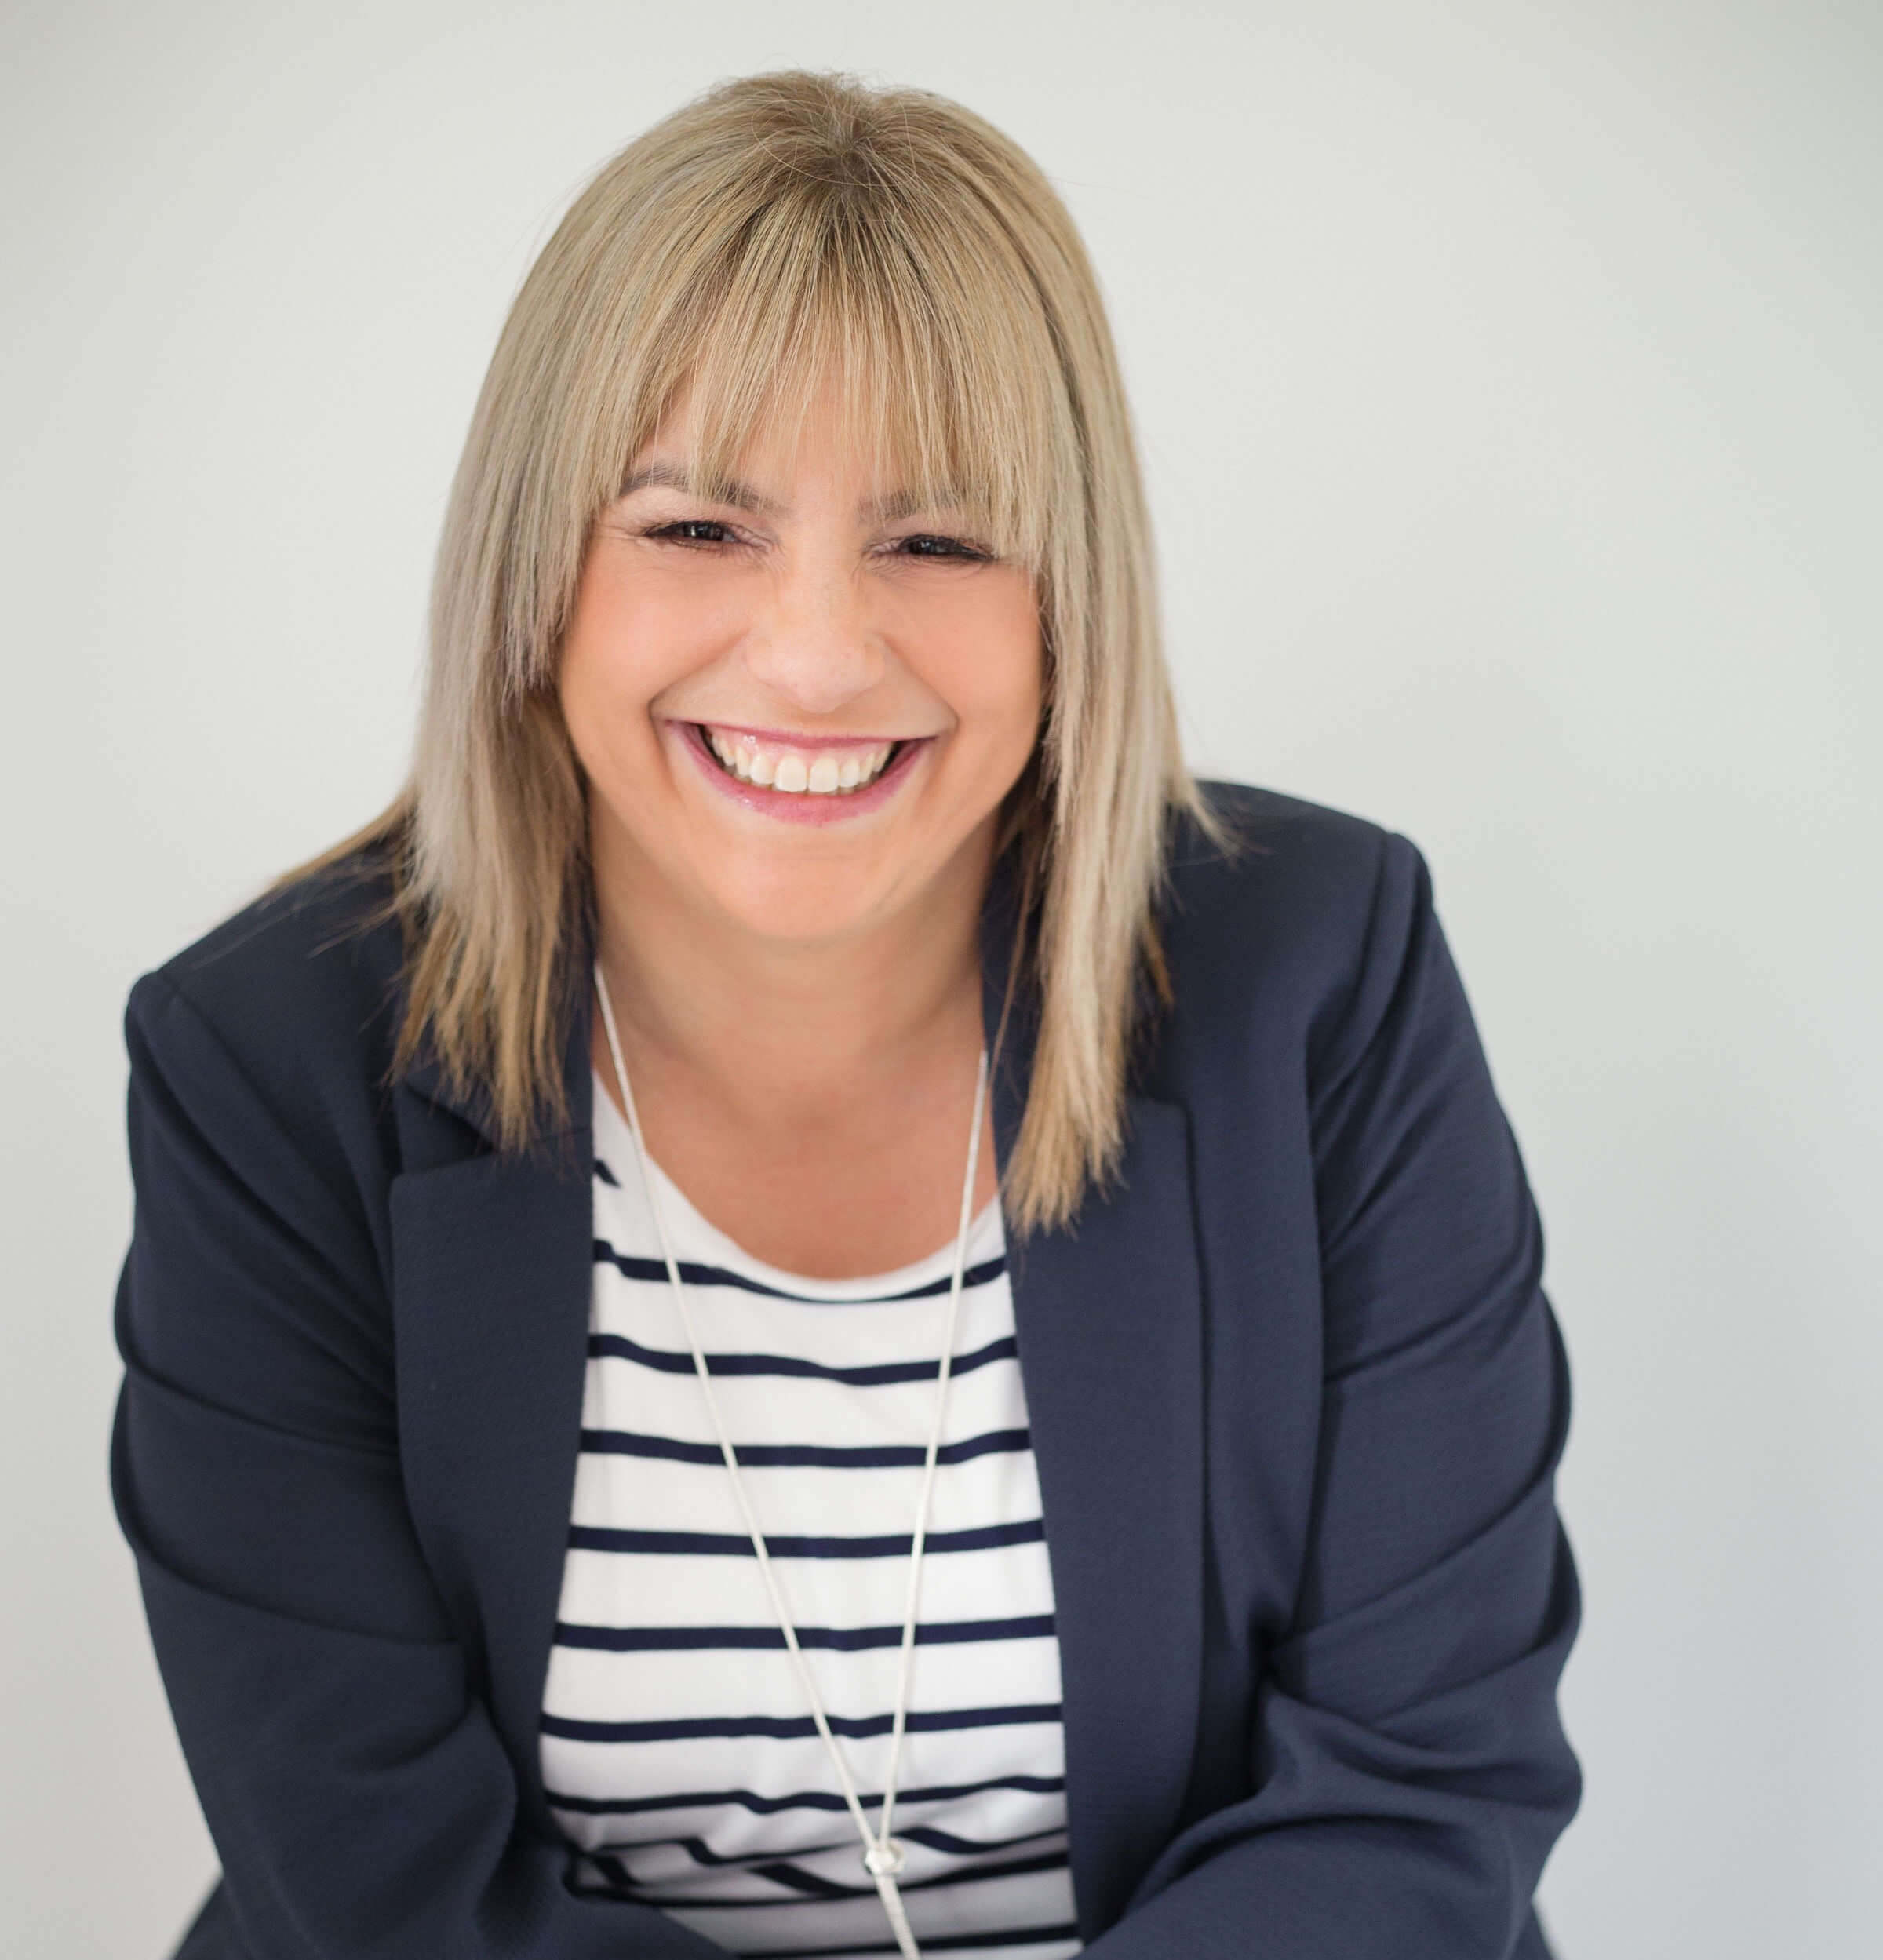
[592,963,989,1960]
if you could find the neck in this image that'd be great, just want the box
[589,822,996,1120]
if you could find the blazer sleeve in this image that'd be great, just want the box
[1090,831,1583,1957]
[109,969,725,1959]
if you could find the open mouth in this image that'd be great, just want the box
[684,721,925,802]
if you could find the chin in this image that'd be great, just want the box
[693,852,912,949]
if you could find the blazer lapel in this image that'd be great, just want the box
[979,861,1207,1939]
[387,945,598,1842]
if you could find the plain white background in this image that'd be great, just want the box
[3,2,1878,1954]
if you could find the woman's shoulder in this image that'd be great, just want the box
[1167,777,1415,960]
[1156,778,1439,1072]
[124,844,410,1153]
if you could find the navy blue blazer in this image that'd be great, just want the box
[110,781,1582,1959]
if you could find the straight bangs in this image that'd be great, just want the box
[678,206,1066,580]
[566,160,1076,610]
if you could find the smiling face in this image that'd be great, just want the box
[558,385,1045,955]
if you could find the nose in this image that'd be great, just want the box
[738,555,886,718]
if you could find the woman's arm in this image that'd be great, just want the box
[1088,832,1582,1957]
[111,969,725,1960]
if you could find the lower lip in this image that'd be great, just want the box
[675,721,931,826]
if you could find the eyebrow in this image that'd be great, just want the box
[617,462,971,526]
[618,462,781,516]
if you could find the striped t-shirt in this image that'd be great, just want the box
[539,1072,1082,1959]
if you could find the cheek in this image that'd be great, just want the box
[953,587,1044,770]
[559,565,723,765]
[901,567,1041,722]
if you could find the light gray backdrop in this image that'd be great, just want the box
[4,2,1878,1955]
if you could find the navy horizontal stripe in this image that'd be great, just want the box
[566,1517,1046,1561]
[593,1846,1072,1908]
[592,1822,1066,1873]
[579,1426,1031,1470]
[621,1831,854,1871]
[554,1613,1055,1654]
[595,1155,621,1187]
[594,1237,1008,1304]
[741,1928,1080,1958]
[901,1823,1068,1858]
[587,1330,1021,1387]
[541,1703,1062,1746]
[545,1772,1066,1819]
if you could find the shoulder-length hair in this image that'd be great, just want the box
[298,68,1229,1238]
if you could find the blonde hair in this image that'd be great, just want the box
[298,69,1229,1237]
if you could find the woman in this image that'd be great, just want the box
[110,70,1582,1960]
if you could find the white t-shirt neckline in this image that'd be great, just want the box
[590,1065,1004,1306]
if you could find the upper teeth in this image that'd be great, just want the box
[704,728,898,794]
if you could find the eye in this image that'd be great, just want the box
[891,533,993,562]
[645,519,739,547]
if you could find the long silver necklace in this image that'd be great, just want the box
[592,961,989,1960]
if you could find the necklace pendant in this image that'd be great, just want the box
[863,1836,908,1878]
